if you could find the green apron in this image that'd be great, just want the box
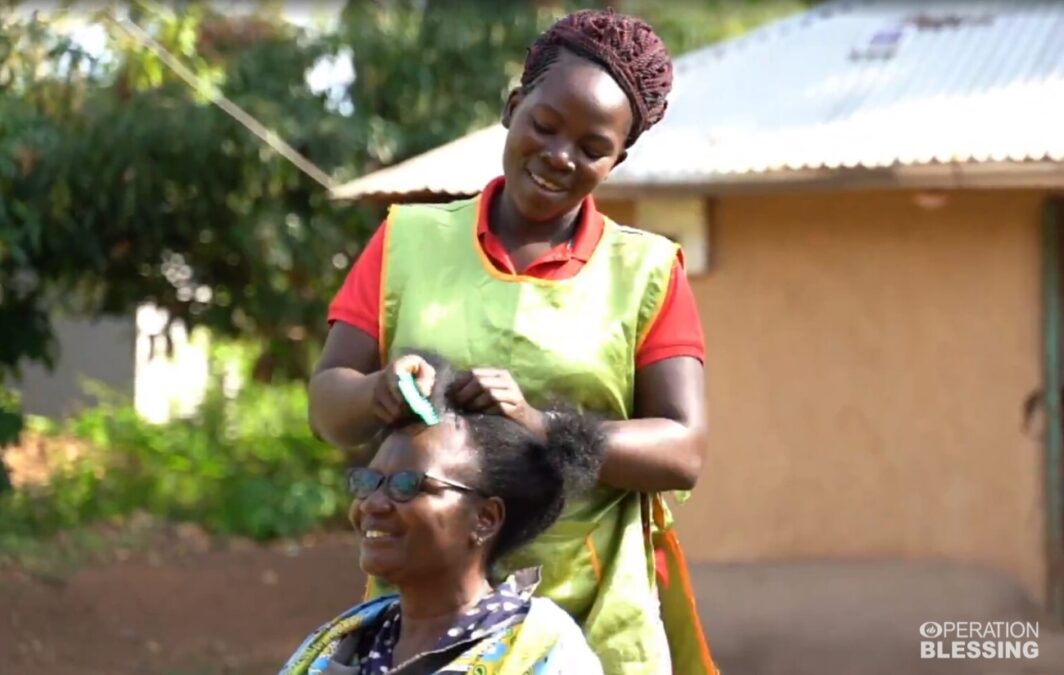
[371,195,718,675]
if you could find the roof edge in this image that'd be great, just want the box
[595,161,1064,198]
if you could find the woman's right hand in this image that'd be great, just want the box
[373,354,437,425]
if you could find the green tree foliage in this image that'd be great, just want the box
[0,2,597,395]
[341,0,816,171]
[0,11,84,457]
[10,5,363,384]
[0,12,82,384]
[340,0,596,172]
[1,345,347,540]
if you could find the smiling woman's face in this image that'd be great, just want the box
[501,49,633,223]
[349,421,488,586]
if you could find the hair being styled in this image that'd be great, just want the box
[387,350,605,565]
[520,8,673,147]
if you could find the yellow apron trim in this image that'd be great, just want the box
[634,255,675,354]
[662,529,717,674]
[585,534,604,582]
[470,194,557,286]
[469,192,615,287]
[377,205,397,368]
[652,493,668,530]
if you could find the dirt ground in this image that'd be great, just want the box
[3,533,1064,675]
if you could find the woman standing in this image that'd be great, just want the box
[310,9,714,674]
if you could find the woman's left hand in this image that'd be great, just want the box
[452,368,546,437]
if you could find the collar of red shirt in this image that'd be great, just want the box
[475,175,604,269]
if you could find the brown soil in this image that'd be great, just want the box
[3,534,1064,675]
[0,531,364,675]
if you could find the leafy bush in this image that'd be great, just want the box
[0,344,348,541]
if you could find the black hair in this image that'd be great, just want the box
[386,350,605,565]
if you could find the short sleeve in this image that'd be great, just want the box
[635,257,705,369]
[327,220,387,340]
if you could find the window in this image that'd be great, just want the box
[635,197,710,275]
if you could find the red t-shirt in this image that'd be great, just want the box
[328,177,705,369]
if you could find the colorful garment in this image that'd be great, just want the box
[368,190,718,675]
[354,576,530,672]
[279,571,601,675]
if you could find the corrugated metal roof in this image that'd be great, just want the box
[331,0,1064,201]
[331,125,506,200]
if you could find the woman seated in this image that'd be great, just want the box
[281,353,605,675]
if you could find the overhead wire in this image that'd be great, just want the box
[103,11,337,191]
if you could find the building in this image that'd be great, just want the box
[16,305,210,424]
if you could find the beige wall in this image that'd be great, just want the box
[597,198,635,225]
[617,190,1048,600]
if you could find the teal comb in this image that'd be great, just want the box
[397,371,439,426]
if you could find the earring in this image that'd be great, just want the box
[472,534,484,547]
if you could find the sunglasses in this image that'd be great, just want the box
[347,468,482,503]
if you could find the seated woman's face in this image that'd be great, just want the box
[349,420,488,585]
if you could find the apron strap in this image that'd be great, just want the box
[648,492,721,675]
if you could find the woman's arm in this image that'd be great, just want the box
[309,322,438,460]
[594,257,707,491]
[308,322,384,452]
[452,355,706,492]
[597,356,706,492]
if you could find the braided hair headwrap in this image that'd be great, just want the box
[519,9,673,147]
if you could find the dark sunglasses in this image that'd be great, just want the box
[347,468,482,503]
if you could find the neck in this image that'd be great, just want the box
[396,565,492,629]
[492,186,582,248]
